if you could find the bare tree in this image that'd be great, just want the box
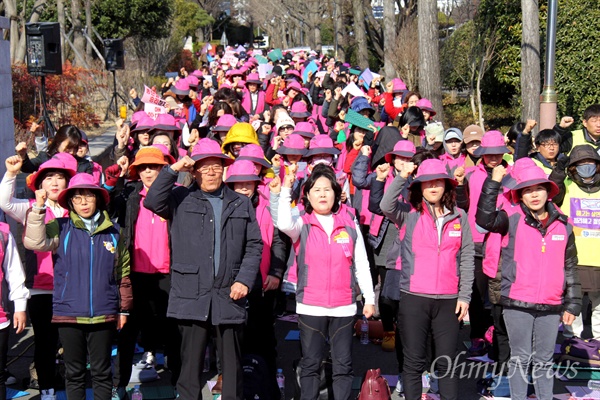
[352,0,369,68]
[70,0,85,66]
[392,16,418,89]
[84,0,93,61]
[383,0,396,80]
[57,0,66,64]
[6,0,48,63]
[418,0,444,122]
[521,0,540,126]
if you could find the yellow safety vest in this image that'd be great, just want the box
[532,157,553,177]
[562,179,600,267]
[568,129,600,155]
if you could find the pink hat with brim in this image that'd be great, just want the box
[152,144,176,164]
[213,114,238,132]
[27,153,78,192]
[171,80,190,96]
[186,76,200,89]
[385,140,417,164]
[151,113,182,133]
[473,130,511,156]
[132,115,156,132]
[190,138,234,165]
[131,111,148,127]
[246,73,262,85]
[408,159,457,188]
[284,81,303,94]
[391,78,407,93]
[289,102,311,119]
[191,70,204,78]
[237,144,271,168]
[416,98,436,116]
[509,160,559,203]
[225,160,261,183]
[292,121,315,139]
[305,135,340,157]
[277,134,308,156]
[57,173,110,209]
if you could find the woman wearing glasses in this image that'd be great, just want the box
[23,173,132,400]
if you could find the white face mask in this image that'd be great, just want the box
[393,98,402,108]
[310,156,333,168]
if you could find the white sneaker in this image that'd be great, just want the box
[135,351,155,369]
[395,374,403,393]
[41,389,57,400]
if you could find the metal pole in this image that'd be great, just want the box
[540,0,558,130]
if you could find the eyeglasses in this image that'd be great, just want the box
[137,164,163,171]
[71,194,96,204]
[539,142,559,149]
[196,164,224,174]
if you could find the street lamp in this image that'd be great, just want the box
[540,0,558,130]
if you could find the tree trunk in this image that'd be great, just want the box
[71,0,86,67]
[521,0,540,128]
[14,0,47,64]
[5,0,19,62]
[57,0,66,64]
[417,0,444,122]
[383,0,396,80]
[334,0,345,60]
[84,0,92,61]
[352,0,369,68]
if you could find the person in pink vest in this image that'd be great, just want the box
[242,73,268,117]
[108,146,181,399]
[475,161,581,400]
[454,130,512,356]
[0,153,76,400]
[270,163,374,400]
[0,223,29,400]
[225,160,286,399]
[380,158,475,400]
[237,144,275,196]
[439,128,466,174]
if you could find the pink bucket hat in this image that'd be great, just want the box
[246,73,262,85]
[171,79,191,96]
[289,102,311,119]
[131,111,147,127]
[190,138,234,165]
[186,76,199,89]
[473,130,511,156]
[237,144,271,168]
[284,81,303,95]
[277,134,308,156]
[152,143,176,164]
[225,160,261,183]
[213,115,238,132]
[391,78,407,93]
[57,173,110,209]
[27,153,78,192]
[132,114,155,132]
[293,122,315,139]
[151,113,181,132]
[305,135,341,157]
[409,159,457,188]
[191,70,204,79]
[509,159,559,203]
[385,140,417,163]
[416,98,436,116]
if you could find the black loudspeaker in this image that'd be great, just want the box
[25,22,62,76]
[104,39,125,71]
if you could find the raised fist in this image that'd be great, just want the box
[35,189,47,208]
[5,155,23,175]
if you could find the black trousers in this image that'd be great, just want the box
[28,294,59,390]
[178,320,243,400]
[398,294,459,400]
[58,323,114,400]
[468,257,493,339]
[114,272,181,387]
[491,304,510,375]
[0,326,9,400]
[297,314,354,400]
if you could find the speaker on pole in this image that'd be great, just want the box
[103,39,125,71]
[25,22,62,76]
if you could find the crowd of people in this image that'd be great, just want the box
[1,46,600,400]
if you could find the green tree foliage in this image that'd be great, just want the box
[93,0,173,39]
[440,20,475,90]
[172,0,214,42]
[555,0,600,119]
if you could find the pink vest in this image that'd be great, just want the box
[0,224,9,323]
[295,210,358,307]
[29,199,68,290]
[440,153,466,173]
[503,205,570,306]
[242,91,266,116]
[132,189,170,274]
[256,193,274,283]
[464,164,511,244]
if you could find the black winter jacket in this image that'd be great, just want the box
[144,168,263,324]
